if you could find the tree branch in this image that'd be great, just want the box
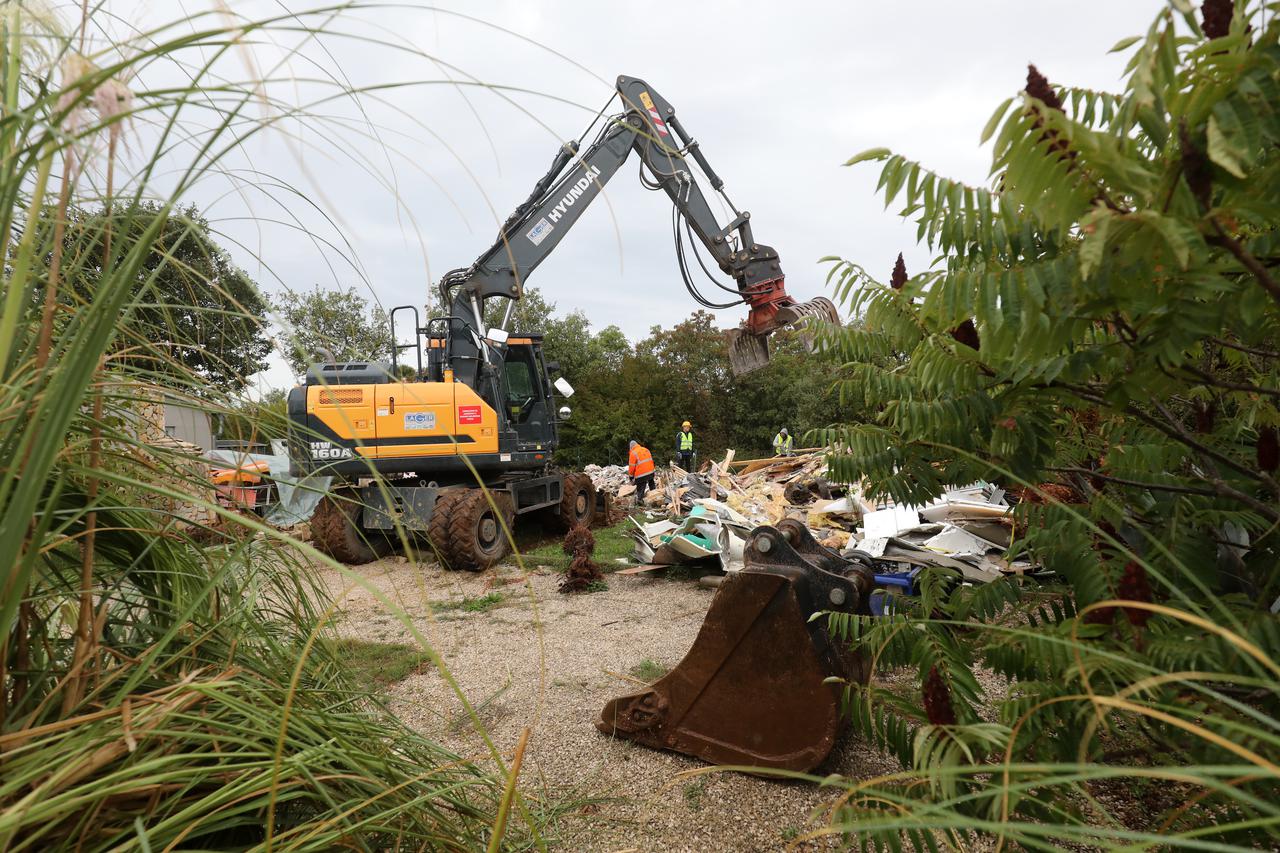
[1208,220,1280,309]
[1053,380,1280,505]
[1206,477,1279,524]
[1048,466,1220,498]
[1179,363,1280,400]
[1210,336,1280,360]
[1146,398,1272,487]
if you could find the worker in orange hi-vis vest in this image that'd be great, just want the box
[627,440,656,501]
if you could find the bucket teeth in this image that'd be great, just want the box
[596,525,873,773]
[725,328,771,376]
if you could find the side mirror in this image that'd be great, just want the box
[485,327,509,344]
[558,406,572,421]
[545,360,561,373]
[553,376,575,398]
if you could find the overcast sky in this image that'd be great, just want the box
[106,1,1164,392]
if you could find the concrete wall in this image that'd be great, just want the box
[163,400,214,450]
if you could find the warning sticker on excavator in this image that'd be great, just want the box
[638,91,669,136]
[458,405,482,425]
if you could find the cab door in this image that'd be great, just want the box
[371,381,458,459]
[502,343,552,450]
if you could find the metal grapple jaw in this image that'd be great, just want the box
[596,519,874,773]
[724,276,840,376]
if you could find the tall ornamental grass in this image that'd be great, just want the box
[0,4,546,849]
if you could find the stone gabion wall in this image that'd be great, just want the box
[129,385,219,529]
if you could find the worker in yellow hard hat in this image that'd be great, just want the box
[676,420,696,470]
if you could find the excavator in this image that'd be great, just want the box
[289,74,837,568]
[289,75,866,772]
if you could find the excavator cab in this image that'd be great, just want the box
[388,305,562,453]
[498,336,558,450]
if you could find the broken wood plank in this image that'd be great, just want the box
[716,449,735,491]
[727,449,822,469]
[615,563,669,575]
[738,458,784,476]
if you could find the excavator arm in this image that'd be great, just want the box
[439,74,837,375]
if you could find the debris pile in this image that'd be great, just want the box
[624,500,750,575]
[851,482,1034,582]
[642,465,729,514]
[624,451,843,574]
[560,524,603,592]
[620,449,1039,583]
[597,492,631,526]
[584,464,631,495]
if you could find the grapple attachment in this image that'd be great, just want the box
[725,281,840,376]
[596,519,874,773]
[724,327,771,375]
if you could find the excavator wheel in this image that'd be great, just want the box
[596,523,874,773]
[558,473,596,530]
[312,493,389,565]
[429,488,515,572]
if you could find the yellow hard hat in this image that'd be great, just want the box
[682,420,691,429]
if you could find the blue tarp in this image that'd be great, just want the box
[205,450,331,527]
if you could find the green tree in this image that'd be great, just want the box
[637,311,734,455]
[723,326,847,456]
[485,287,601,379]
[216,388,288,444]
[817,2,1280,847]
[586,324,630,374]
[67,202,271,393]
[272,284,393,375]
[557,347,667,468]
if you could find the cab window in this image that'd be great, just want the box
[505,357,533,399]
[503,347,540,422]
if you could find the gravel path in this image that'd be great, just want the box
[319,548,901,852]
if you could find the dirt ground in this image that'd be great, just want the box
[318,537,900,852]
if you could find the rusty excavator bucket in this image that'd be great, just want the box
[725,289,840,376]
[596,519,875,773]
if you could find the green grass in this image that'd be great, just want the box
[334,639,432,692]
[682,780,705,812]
[461,592,505,612]
[628,658,669,682]
[434,591,505,614]
[518,520,635,572]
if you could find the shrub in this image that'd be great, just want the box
[817,3,1280,848]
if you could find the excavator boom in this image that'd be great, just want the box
[439,74,838,377]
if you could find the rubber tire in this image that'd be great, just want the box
[557,473,596,530]
[312,493,385,565]
[429,488,514,572]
